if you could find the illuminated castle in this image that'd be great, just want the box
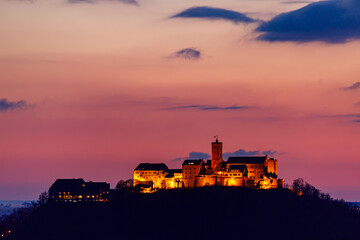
[133,138,283,192]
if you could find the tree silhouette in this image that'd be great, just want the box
[38,191,49,206]
[292,178,304,195]
[115,180,125,190]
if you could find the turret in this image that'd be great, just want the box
[211,136,223,172]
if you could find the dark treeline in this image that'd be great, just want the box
[1,179,360,240]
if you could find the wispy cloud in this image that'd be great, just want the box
[223,149,277,160]
[256,0,360,43]
[330,113,360,123]
[74,95,251,114]
[282,0,314,4]
[68,0,138,5]
[165,105,249,111]
[7,0,36,2]
[172,149,277,162]
[340,82,360,91]
[170,48,201,60]
[172,152,211,162]
[0,98,32,112]
[171,6,256,24]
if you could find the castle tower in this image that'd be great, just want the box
[211,136,223,172]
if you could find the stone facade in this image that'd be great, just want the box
[133,139,283,192]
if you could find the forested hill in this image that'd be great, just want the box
[2,187,360,240]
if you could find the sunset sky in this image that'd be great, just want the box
[0,0,359,201]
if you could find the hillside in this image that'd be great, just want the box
[4,187,360,240]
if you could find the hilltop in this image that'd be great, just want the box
[2,187,360,240]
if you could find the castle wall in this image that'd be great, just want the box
[133,170,167,189]
[223,177,244,187]
[183,178,196,188]
[245,164,265,179]
[195,175,217,187]
[267,159,278,175]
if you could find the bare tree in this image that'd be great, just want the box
[292,178,304,195]
[38,191,49,206]
[115,180,125,190]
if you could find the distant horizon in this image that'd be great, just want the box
[0,185,359,203]
[1,0,359,201]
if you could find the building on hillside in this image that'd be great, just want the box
[133,137,284,191]
[49,178,110,202]
[182,160,203,188]
[133,163,183,192]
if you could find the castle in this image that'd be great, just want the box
[48,138,284,201]
[133,138,284,192]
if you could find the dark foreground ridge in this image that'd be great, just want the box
[3,187,360,240]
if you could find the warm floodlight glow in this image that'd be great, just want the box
[133,140,281,192]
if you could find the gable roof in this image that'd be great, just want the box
[227,156,267,164]
[228,165,247,172]
[50,178,85,189]
[135,163,168,171]
[86,181,110,190]
[49,179,110,195]
[182,159,203,166]
[165,169,183,178]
